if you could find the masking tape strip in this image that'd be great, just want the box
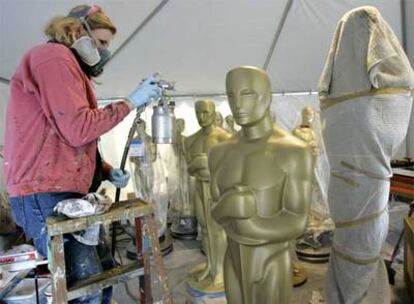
[332,246,379,265]
[331,172,360,187]
[334,206,387,228]
[341,161,390,181]
[320,87,413,110]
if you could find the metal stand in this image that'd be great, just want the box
[170,216,198,240]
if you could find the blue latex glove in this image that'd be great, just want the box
[127,76,162,109]
[109,168,130,188]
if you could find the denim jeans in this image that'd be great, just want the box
[10,192,114,304]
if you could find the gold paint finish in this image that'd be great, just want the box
[210,66,313,303]
[185,100,231,292]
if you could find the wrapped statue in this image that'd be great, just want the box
[129,120,168,238]
[185,100,231,295]
[210,66,313,304]
[319,6,414,303]
[130,119,156,203]
[170,118,197,239]
[157,143,179,226]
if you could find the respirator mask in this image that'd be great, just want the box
[69,5,111,77]
[71,36,111,77]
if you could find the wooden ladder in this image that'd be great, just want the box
[47,199,173,303]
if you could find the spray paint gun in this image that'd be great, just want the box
[148,74,176,144]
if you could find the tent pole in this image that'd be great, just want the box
[401,0,407,52]
[107,0,170,64]
[0,77,10,85]
[262,0,294,70]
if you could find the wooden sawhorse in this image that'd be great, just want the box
[47,199,172,303]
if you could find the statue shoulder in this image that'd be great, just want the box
[292,127,301,137]
[213,126,232,141]
[270,126,311,167]
[278,137,312,180]
[208,140,234,170]
[209,139,233,156]
[185,130,202,146]
[271,126,308,148]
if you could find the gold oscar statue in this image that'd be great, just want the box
[224,115,237,135]
[293,107,318,156]
[293,106,332,221]
[293,106,334,242]
[291,107,319,286]
[215,111,224,128]
[185,100,231,295]
[209,66,313,304]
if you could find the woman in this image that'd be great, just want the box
[3,4,160,303]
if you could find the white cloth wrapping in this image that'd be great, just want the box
[319,6,414,99]
[323,94,412,303]
[318,6,414,304]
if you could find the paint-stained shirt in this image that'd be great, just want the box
[4,43,131,197]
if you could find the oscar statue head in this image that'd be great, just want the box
[226,66,272,127]
[225,115,235,128]
[301,106,315,126]
[176,118,185,134]
[195,99,216,128]
[215,112,224,127]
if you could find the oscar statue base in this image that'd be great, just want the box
[293,263,308,287]
[171,216,198,240]
[296,230,333,263]
[187,262,225,298]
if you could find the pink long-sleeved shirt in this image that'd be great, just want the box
[4,43,131,197]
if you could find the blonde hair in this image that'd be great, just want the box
[44,5,116,47]
[84,11,117,34]
[44,17,82,46]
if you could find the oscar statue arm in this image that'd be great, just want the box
[186,153,209,182]
[209,148,221,213]
[209,146,256,225]
[211,185,257,226]
[185,135,210,181]
[232,145,313,243]
[184,136,193,165]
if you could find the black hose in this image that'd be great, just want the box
[111,109,144,255]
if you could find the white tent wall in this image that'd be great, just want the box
[0,0,165,81]
[97,0,288,97]
[404,0,414,157]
